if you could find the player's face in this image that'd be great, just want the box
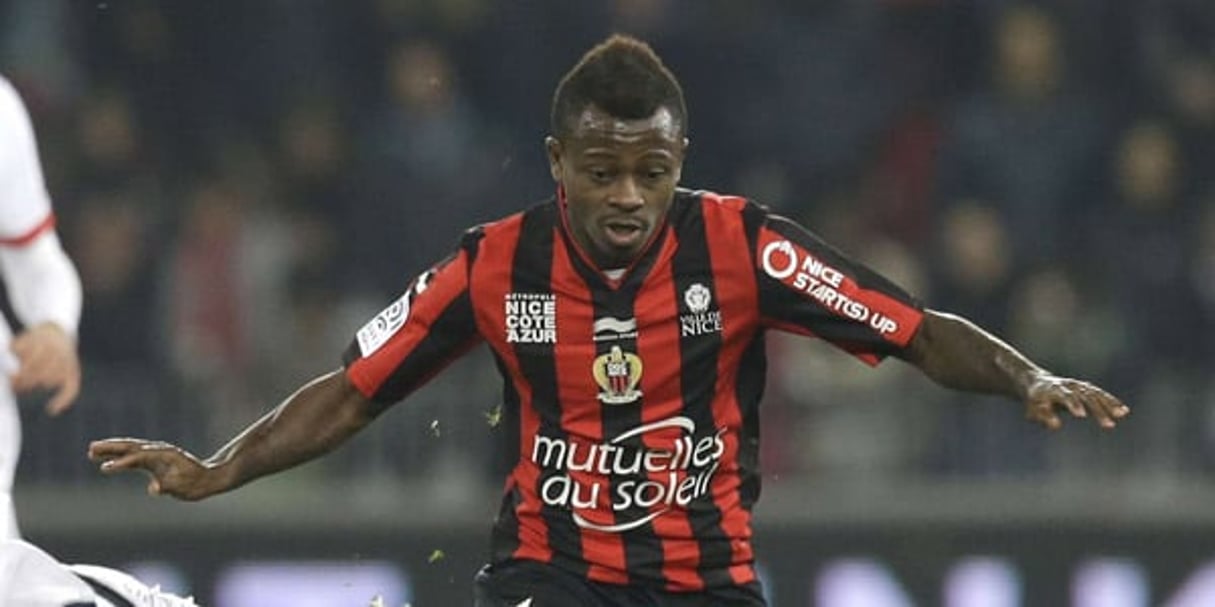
[547,105,687,269]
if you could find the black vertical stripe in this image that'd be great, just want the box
[734,334,766,510]
[669,193,736,589]
[509,204,589,577]
[591,271,666,583]
[489,354,523,563]
[555,197,671,583]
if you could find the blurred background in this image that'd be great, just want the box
[3,0,1214,605]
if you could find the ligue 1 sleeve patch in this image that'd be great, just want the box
[356,293,411,357]
[356,271,434,357]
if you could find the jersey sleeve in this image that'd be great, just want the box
[0,77,54,243]
[753,209,924,365]
[342,237,483,409]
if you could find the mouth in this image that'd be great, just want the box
[602,219,645,246]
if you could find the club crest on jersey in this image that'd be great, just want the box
[680,282,722,337]
[593,345,644,404]
[505,292,557,344]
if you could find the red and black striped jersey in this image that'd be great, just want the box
[342,189,924,594]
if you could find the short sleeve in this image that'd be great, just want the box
[0,77,53,242]
[343,245,482,408]
[755,212,924,365]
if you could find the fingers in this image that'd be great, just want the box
[88,438,161,463]
[1059,387,1086,418]
[1026,398,1062,430]
[97,451,151,474]
[1025,380,1131,431]
[9,323,82,407]
[1071,382,1130,430]
[44,372,81,416]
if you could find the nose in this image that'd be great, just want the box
[607,177,644,211]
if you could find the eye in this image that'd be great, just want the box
[588,167,613,183]
[644,167,669,181]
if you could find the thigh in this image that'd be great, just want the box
[474,560,608,607]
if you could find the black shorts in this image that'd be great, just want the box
[473,559,767,607]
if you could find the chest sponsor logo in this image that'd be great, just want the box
[760,239,900,335]
[356,270,432,356]
[505,292,557,344]
[680,282,722,337]
[531,416,726,533]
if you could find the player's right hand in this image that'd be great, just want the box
[87,439,220,501]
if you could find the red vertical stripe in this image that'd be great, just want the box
[634,232,706,591]
[472,217,553,564]
[550,234,630,584]
[704,195,760,585]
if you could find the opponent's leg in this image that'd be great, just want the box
[0,386,20,540]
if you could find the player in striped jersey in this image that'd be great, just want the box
[89,35,1129,606]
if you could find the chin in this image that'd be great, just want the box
[599,248,636,268]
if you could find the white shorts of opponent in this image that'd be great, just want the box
[0,539,197,606]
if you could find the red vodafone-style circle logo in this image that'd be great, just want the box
[761,240,799,280]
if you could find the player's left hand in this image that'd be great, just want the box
[10,321,82,416]
[1024,373,1129,431]
[88,438,223,501]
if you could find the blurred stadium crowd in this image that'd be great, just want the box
[2,0,1212,495]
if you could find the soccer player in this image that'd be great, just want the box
[89,35,1129,606]
[0,75,84,541]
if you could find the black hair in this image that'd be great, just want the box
[550,34,687,138]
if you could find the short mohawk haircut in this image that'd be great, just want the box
[550,34,687,138]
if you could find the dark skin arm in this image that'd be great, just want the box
[899,310,1130,430]
[87,370,375,500]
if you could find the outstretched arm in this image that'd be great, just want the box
[898,310,1130,430]
[88,370,375,500]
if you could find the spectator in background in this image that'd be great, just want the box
[19,192,165,483]
[16,80,175,484]
[0,75,82,538]
[1091,120,1201,372]
[1078,120,1204,476]
[1134,0,1214,186]
[70,90,147,196]
[165,175,264,443]
[924,203,1050,476]
[930,203,1013,332]
[351,37,505,298]
[936,4,1107,268]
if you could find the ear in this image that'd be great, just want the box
[673,137,690,182]
[545,136,563,183]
